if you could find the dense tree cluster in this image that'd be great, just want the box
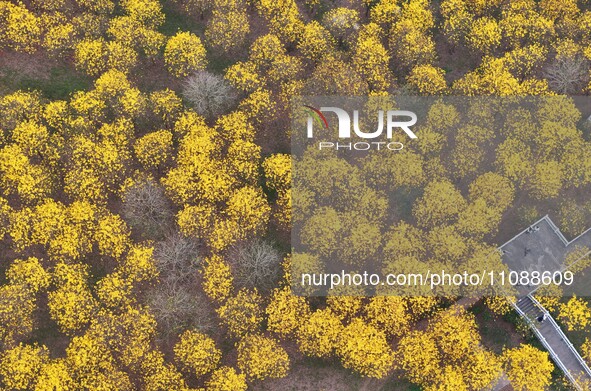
[1,0,591,389]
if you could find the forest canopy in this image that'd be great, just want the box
[1,0,591,390]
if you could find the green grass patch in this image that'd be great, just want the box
[0,66,90,100]
[208,54,235,74]
[470,301,521,354]
[381,377,422,391]
[160,1,205,36]
[388,187,421,224]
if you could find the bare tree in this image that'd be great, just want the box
[146,284,214,337]
[121,180,174,239]
[182,71,237,119]
[153,233,201,286]
[544,56,589,95]
[229,239,282,292]
[147,233,210,336]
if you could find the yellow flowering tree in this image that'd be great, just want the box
[141,350,187,391]
[47,263,98,334]
[413,180,467,227]
[582,338,591,366]
[0,283,36,348]
[336,318,395,378]
[352,24,392,92]
[201,254,234,303]
[297,21,336,62]
[407,65,448,95]
[0,2,41,53]
[6,257,50,293]
[263,153,291,228]
[74,39,109,76]
[266,287,311,336]
[216,288,263,338]
[164,32,208,77]
[65,333,133,390]
[206,366,247,391]
[503,344,554,391]
[0,343,49,390]
[174,330,221,377]
[0,144,52,204]
[94,213,131,260]
[398,330,442,385]
[236,334,290,380]
[296,309,344,358]
[205,4,250,55]
[34,359,75,391]
[134,130,173,171]
[149,89,183,125]
[558,295,591,331]
[364,296,411,338]
[255,0,303,44]
[467,17,502,54]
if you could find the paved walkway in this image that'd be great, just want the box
[362,216,591,391]
[514,294,591,388]
[499,215,591,296]
[500,216,591,390]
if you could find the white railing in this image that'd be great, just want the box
[512,300,581,390]
[498,215,551,249]
[529,295,591,379]
[544,216,570,246]
[499,214,591,250]
[502,216,591,390]
[567,226,591,246]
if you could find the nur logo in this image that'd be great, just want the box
[303,105,418,151]
[304,105,418,139]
